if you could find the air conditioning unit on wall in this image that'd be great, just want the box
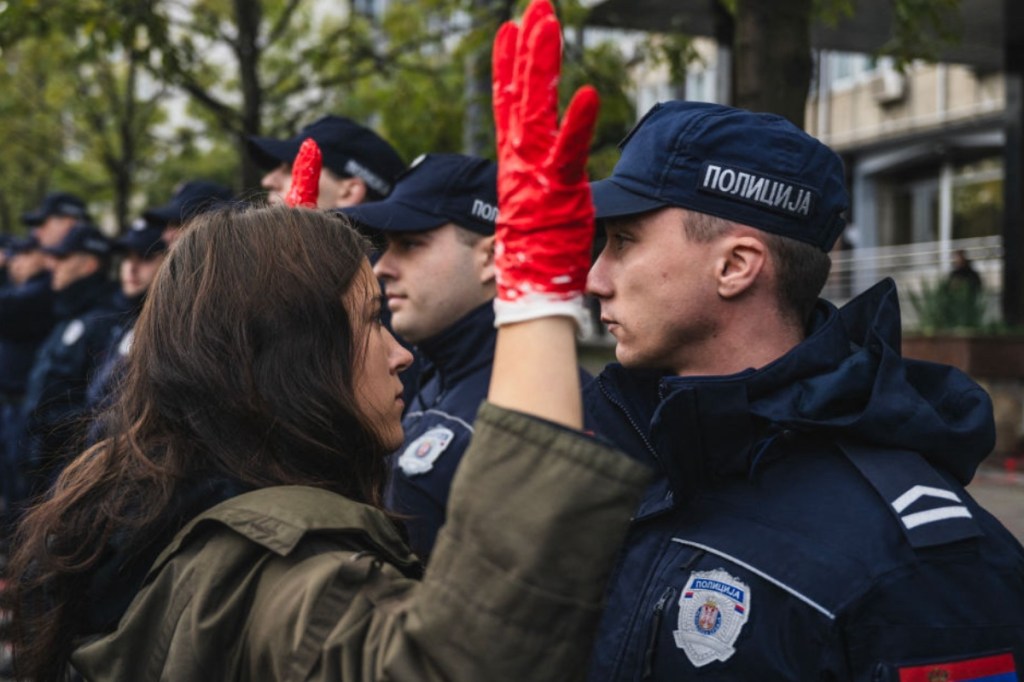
[871,69,907,105]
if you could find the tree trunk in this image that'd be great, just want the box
[462,0,513,156]
[732,0,812,127]
[114,45,139,233]
[234,0,263,192]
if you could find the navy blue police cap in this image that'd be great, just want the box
[590,101,849,251]
[338,154,498,236]
[115,218,167,257]
[247,115,406,198]
[21,192,89,227]
[5,236,38,257]
[144,181,233,225]
[43,223,112,258]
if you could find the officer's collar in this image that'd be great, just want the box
[53,271,112,319]
[415,301,496,381]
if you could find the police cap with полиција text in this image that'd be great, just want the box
[337,153,498,237]
[590,101,849,252]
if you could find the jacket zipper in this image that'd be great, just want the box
[597,376,662,467]
[641,586,677,680]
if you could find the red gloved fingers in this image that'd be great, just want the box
[552,85,600,186]
[492,21,518,155]
[517,15,562,163]
[496,219,594,298]
[512,0,555,97]
[284,138,322,208]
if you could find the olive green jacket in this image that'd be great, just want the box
[72,403,650,681]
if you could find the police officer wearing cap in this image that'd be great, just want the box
[0,193,91,386]
[340,154,507,561]
[85,219,168,414]
[579,102,1024,679]
[144,180,233,245]
[0,237,53,529]
[17,224,121,501]
[249,115,406,210]
[22,191,90,249]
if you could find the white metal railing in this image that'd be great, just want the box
[823,236,1004,327]
[578,236,1005,346]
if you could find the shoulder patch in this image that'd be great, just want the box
[118,328,135,357]
[673,568,751,667]
[839,442,982,549]
[398,426,455,476]
[896,651,1017,681]
[62,319,85,346]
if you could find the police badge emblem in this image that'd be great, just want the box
[62,319,85,346]
[398,426,455,475]
[673,568,751,667]
[118,328,135,357]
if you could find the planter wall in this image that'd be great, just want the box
[902,335,1024,379]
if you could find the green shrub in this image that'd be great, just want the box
[907,279,988,333]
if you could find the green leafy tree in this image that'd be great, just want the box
[0,0,644,225]
[0,0,174,231]
[721,0,963,126]
[0,36,75,233]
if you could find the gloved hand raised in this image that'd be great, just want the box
[491,0,599,328]
[283,138,322,209]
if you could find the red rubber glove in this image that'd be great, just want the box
[491,0,599,328]
[284,138,322,208]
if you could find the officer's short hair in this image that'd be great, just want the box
[683,209,830,329]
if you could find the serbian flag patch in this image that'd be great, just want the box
[898,652,1018,682]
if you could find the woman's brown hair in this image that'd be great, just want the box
[8,206,390,681]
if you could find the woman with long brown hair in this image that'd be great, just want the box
[6,203,648,681]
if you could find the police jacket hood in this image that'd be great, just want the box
[590,279,994,507]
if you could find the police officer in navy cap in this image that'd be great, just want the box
[338,154,504,561]
[249,115,405,210]
[579,101,1024,679]
[85,219,168,415]
[22,191,90,249]
[15,224,121,503]
[1,193,88,348]
[0,237,53,531]
[144,180,233,245]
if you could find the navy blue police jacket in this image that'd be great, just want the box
[85,291,143,413]
[584,279,1024,681]
[386,301,496,562]
[0,272,56,397]
[20,271,121,476]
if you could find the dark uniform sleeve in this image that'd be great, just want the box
[249,403,652,682]
[0,278,55,343]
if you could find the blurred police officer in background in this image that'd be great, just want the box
[1,193,92,400]
[580,101,1024,679]
[0,191,89,530]
[16,224,120,507]
[340,153,500,562]
[0,237,52,536]
[23,192,89,249]
[144,180,234,246]
[248,115,406,210]
[85,219,167,414]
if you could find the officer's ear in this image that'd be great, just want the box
[714,230,767,300]
[334,177,368,207]
[477,235,496,286]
